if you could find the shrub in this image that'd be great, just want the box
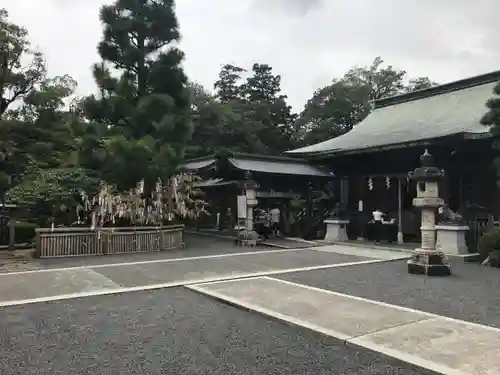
[477,228,500,260]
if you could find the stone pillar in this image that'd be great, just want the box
[245,188,256,232]
[407,150,451,276]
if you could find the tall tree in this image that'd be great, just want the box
[241,63,297,152]
[342,56,406,100]
[82,0,191,191]
[296,57,438,146]
[481,81,500,133]
[0,10,79,203]
[0,8,45,118]
[405,77,439,93]
[187,82,268,157]
[213,64,245,103]
[295,80,369,146]
[481,81,500,187]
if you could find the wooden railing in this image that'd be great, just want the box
[35,225,184,258]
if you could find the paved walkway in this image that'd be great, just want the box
[0,247,394,307]
[189,276,500,375]
[3,241,494,374]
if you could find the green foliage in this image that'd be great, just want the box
[0,9,78,198]
[5,167,100,226]
[82,0,192,191]
[190,62,299,157]
[0,9,46,118]
[477,228,500,260]
[481,81,500,133]
[214,64,245,103]
[295,57,439,147]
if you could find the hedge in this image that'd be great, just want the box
[477,228,500,260]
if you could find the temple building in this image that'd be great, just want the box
[180,152,334,236]
[287,70,500,247]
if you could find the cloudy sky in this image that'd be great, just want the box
[2,0,499,110]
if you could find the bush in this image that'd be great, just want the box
[13,221,39,244]
[477,228,500,260]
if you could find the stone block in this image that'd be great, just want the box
[324,219,349,242]
[407,249,451,276]
[435,225,469,255]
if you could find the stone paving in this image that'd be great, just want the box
[0,247,379,306]
[1,236,495,374]
[0,288,438,375]
[189,276,500,375]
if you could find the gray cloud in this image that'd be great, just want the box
[251,0,323,17]
[2,0,499,110]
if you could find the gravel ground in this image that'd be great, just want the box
[278,260,500,328]
[0,287,438,375]
[36,233,274,269]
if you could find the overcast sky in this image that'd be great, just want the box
[2,0,499,110]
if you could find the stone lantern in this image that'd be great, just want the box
[236,170,259,246]
[407,149,451,276]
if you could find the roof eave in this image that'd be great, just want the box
[299,132,491,159]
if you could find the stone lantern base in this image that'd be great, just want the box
[324,219,349,242]
[407,249,451,276]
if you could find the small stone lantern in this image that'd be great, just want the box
[324,203,349,242]
[407,149,451,276]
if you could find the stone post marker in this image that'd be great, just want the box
[407,149,451,276]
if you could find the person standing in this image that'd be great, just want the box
[270,206,281,237]
[372,208,384,245]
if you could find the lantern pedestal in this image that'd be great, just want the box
[435,225,469,255]
[407,249,451,276]
[324,219,349,242]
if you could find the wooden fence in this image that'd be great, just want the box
[35,225,184,258]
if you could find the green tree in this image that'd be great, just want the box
[0,8,45,118]
[241,63,298,151]
[481,81,500,133]
[481,81,500,187]
[214,64,245,103]
[82,0,192,192]
[187,82,267,157]
[405,76,439,93]
[0,10,79,202]
[296,57,438,146]
[5,166,100,226]
[1,75,78,183]
[295,80,369,146]
[207,63,298,155]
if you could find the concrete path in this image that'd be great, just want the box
[315,244,411,260]
[188,277,500,375]
[0,247,392,307]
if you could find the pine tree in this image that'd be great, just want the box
[481,81,500,134]
[83,0,191,191]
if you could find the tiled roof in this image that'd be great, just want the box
[287,71,499,156]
